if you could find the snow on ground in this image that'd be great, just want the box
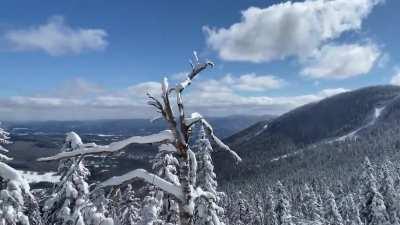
[20,171,60,184]
[254,123,269,137]
[270,149,303,162]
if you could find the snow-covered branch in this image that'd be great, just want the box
[0,153,12,161]
[185,112,242,162]
[176,52,214,93]
[0,145,9,153]
[37,130,174,161]
[100,169,184,201]
[202,119,241,162]
[0,162,29,191]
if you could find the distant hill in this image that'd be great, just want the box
[4,114,273,139]
[2,114,273,187]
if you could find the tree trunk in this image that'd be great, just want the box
[179,158,194,225]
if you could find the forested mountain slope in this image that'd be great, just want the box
[218,85,400,185]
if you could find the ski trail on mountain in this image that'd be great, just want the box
[270,105,386,163]
[334,106,385,142]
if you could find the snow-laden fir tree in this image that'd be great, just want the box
[0,179,30,225]
[118,184,141,225]
[275,181,294,225]
[138,188,163,225]
[236,196,254,225]
[359,157,389,225]
[334,182,347,220]
[43,132,113,225]
[301,183,323,224]
[0,125,11,162]
[151,143,180,224]
[380,162,399,225]
[253,193,266,225]
[91,188,110,216]
[38,52,241,225]
[0,124,43,225]
[193,125,224,225]
[342,194,363,225]
[108,188,124,224]
[265,192,278,225]
[324,189,343,225]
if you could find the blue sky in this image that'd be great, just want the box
[0,0,399,120]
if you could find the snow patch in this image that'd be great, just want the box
[254,123,269,137]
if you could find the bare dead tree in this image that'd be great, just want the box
[38,52,241,225]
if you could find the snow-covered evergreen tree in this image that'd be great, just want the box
[380,162,399,225]
[194,125,224,225]
[151,143,180,224]
[0,124,42,225]
[108,188,123,224]
[0,179,30,225]
[119,184,141,225]
[265,192,278,225]
[275,181,294,225]
[236,196,253,225]
[334,182,347,220]
[301,183,323,224]
[359,157,389,225]
[0,125,11,162]
[43,132,113,225]
[342,194,363,225]
[139,188,163,225]
[324,189,343,225]
[91,188,110,216]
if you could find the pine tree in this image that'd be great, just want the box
[301,183,323,224]
[275,181,294,225]
[0,124,42,225]
[342,194,362,225]
[119,184,141,225]
[43,132,113,225]
[359,157,389,225]
[265,192,278,225]
[91,188,110,216]
[194,125,224,225]
[0,180,30,225]
[380,162,399,225]
[324,189,343,225]
[139,188,164,225]
[0,126,11,162]
[334,182,347,219]
[108,188,123,225]
[151,144,180,224]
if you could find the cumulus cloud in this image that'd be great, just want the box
[0,77,348,120]
[4,16,107,56]
[390,72,400,86]
[197,74,283,92]
[301,43,381,79]
[204,0,382,62]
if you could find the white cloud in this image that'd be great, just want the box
[0,77,349,120]
[301,43,381,79]
[390,72,400,86]
[57,78,105,97]
[127,82,162,97]
[197,73,283,92]
[204,0,382,62]
[4,16,107,56]
[234,74,283,91]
